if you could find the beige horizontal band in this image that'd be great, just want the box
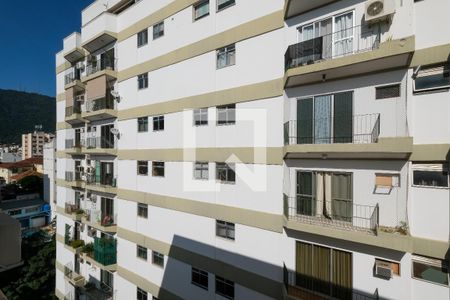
[118,147,283,165]
[410,43,450,67]
[117,0,198,42]
[56,122,72,131]
[118,10,284,82]
[410,144,450,161]
[55,288,64,300]
[118,189,283,233]
[57,93,65,102]
[117,227,282,299]
[117,266,182,300]
[56,61,71,74]
[118,78,283,120]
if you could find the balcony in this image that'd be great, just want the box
[64,70,85,90]
[83,96,117,121]
[285,25,415,87]
[64,203,84,221]
[81,12,117,53]
[83,209,117,233]
[284,194,379,234]
[284,0,339,19]
[284,113,412,159]
[283,264,379,300]
[65,105,84,125]
[84,136,117,155]
[63,32,84,63]
[85,57,116,78]
[93,237,117,266]
[65,139,83,155]
[82,283,115,300]
[65,171,83,182]
[64,264,85,287]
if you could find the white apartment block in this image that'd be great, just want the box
[44,138,57,220]
[54,0,450,299]
[22,130,54,160]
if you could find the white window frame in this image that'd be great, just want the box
[194,162,209,180]
[216,44,236,69]
[193,108,208,126]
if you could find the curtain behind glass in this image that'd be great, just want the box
[314,95,332,144]
[296,172,315,216]
[296,242,313,290]
[332,250,352,300]
[333,91,353,143]
[313,245,331,295]
[334,12,354,57]
[332,173,353,222]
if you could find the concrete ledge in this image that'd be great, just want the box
[411,43,450,67]
[410,144,450,161]
[81,109,118,121]
[81,216,117,234]
[284,137,413,160]
[81,69,117,83]
[82,253,117,272]
[64,80,85,91]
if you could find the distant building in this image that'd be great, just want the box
[21,130,54,160]
[43,139,56,220]
[0,212,22,272]
[0,197,50,235]
[0,157,43,184]
[0,151,21,163]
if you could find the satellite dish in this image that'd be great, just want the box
[110,128,120,136]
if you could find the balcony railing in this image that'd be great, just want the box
[85,136,115,149]
[283,264,379,300]
[86,57,116,77]
[65,171,83,182]
[85,97,115,113]
[65,71,81,85]
[65,139,83,149]
[65,106,81,117]
[83,283,115,300]
[65,203,81,215]
[64,263,85,287]
[285,25,381,70]
[284,113,380,145]
[284,194,379,233]
[94,237,117,266]
[85,173,116,187]
[85,209,116,227]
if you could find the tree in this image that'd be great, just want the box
[18,175,43,195]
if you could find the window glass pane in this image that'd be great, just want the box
[376,84,401,99]
[195,1,209,20]
[217,0,235,11]
[413,261,449,285]
[413,170,448,187]
[415,63,450,91]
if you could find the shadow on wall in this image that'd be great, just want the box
[150,234,387,300]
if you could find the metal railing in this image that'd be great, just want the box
[64,71,81,85]
[85,136,115,149]
[65,139,83,149]
[86,57,116,77]
[284,195,379,232]
[85,173,116,187]
[85,96,115,113]
[65,106,82,117]
[94,237,117,266]
[283,264,379,300]
[284,113,380,145]
[65,203,81,215]
[84,284,116,300]
[85,209,117,227]
[65,171,83,181]
[285,24,381,70]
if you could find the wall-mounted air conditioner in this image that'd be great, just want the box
[365,0,395,23]
[375,260,393,279]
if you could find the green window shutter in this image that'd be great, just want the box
[297,98,313,144]
[95,161,101,184]
[331,173,353,222]
[333,91,353,143]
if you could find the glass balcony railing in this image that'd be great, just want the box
[65,106,82,117]
[85,97,115,113]
[85,136,115,149]
[285,25,381,70]
[86,57,116,77]
[94,237,117,266]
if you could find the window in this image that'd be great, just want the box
[138,73,148,90]
[413,163,449,187]
[137,203,148,218]
[375,258,400,276]
[215,276,234,299]
[152,161,165,177]
[137,29,148,47]
[8,209,21,216]
[152,251,164,267]
[137,161,148,175]
[193,108,208,126]
[137,287,148,300]
[25,207,40,213]
[137,245,147,260]
[412,256,449,286]
[296,241,352,299]
[194,162,209,180]
[138,117,148,132]
[217,104,235,125]
[216,220,235,240]
[153,115,164,131]
[216,44,235,69]
[375,173,400,188]
[194,1,210,20]
[376,84,401,99]
[217,0,235,11]
[414,63,450,92]
[153,21,164,39]
[192,267,209,290]
[216,162,235,183]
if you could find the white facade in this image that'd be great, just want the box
[44,139,57,220]
[55,0,449,299]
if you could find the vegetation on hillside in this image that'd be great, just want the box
[0,89,55,144]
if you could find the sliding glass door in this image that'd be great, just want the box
[333,12,354,57]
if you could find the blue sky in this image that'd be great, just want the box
[0,0,94,97]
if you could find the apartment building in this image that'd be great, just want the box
[54,0,449,299]
[22,130,55,160]
[44,139,57,220]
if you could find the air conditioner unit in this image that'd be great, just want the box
[375,261,393,279]
[365,0,395,23]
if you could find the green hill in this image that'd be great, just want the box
[0,89,55,144]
